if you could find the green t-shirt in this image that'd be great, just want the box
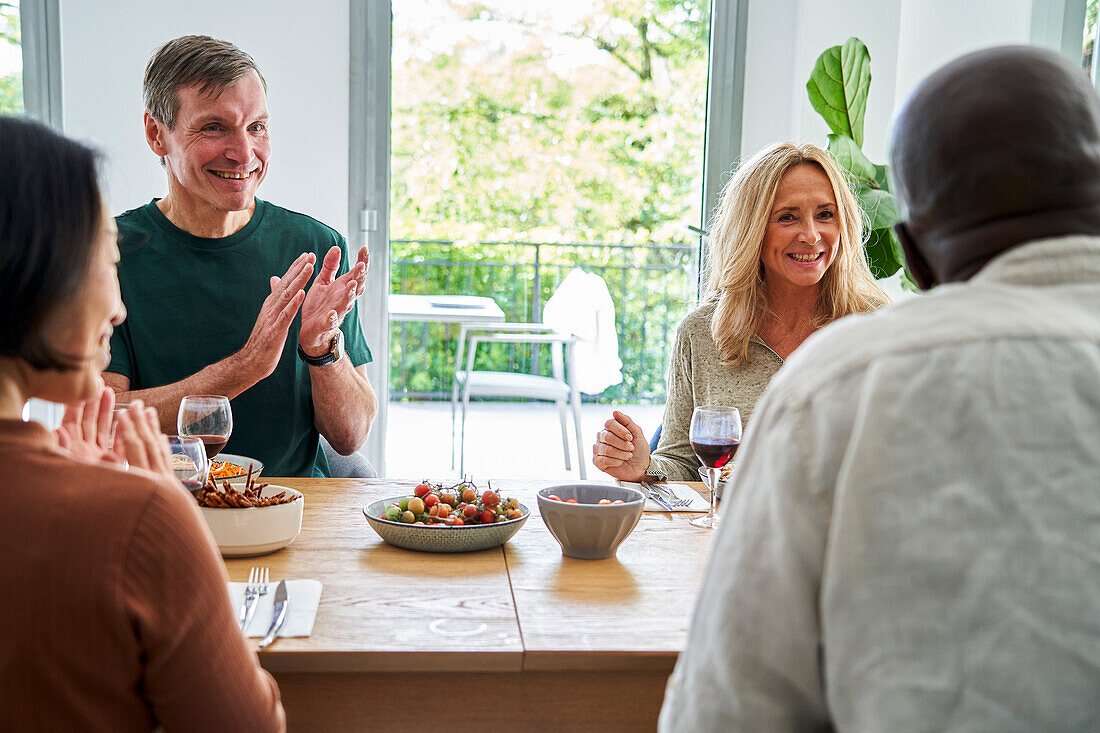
[108,198,373,477]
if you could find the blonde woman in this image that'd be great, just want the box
[593,142,888,482]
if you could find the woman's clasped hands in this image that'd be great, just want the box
[55,385,173,480]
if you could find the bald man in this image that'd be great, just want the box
[660,46,1100,731]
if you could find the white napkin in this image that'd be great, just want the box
[227,579,323,638]
[620,482,711,512]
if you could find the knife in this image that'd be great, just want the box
[641,481,673,511]
[258,579,288,649]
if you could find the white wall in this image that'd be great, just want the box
[739,0,1065,164]
[741,0,902,164]
[58,0,350,235]
[893,0,1034,110]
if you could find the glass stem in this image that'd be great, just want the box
[708,467,720,517]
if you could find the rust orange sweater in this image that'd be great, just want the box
[0,419,284,731]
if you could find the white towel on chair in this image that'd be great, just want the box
[543,268,623,395]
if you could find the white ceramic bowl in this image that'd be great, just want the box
[210,453,264,485]
[537,484,645,560]
[199,484,303,557]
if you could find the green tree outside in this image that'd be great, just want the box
[390,0,710,402]
[0,2,22,114]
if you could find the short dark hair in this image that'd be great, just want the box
[143,35,267,129]
[0,115,103,370]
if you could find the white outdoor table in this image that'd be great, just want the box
[388,294,506,324]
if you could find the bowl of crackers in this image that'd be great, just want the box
[194,473,303,557]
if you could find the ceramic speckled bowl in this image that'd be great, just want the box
[363,497,530,553]
[537,484,645,560]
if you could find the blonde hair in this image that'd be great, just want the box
[704,142,888,363]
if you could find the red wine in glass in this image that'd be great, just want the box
[691,438,740,469]
[194,434,230,460]
[178,395,233,460]
[689,406,742,529]
[169,436,209,495]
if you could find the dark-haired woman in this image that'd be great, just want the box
[0,116,283,731]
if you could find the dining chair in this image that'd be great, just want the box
[320,435,378,478]
[451,323,586,478]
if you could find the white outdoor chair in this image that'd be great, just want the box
[451,323,585,479]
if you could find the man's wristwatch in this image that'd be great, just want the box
[297,330,345,367]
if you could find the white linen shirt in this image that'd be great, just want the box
[659,236,1100,732]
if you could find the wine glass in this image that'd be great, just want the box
[107,402,132,450]
[168,436,209,494]
[689,405,742,529]
[177,395,233,459]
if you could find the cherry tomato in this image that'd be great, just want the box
[440,492,457,506]
[452,516,465,526]
[505,508,523,519]
[429,504,440,517]
[463,504,479,519]
[598,499,612,505]
[407,497,425,515]
[565,498,579,504]
[414,483,432,498]
[401,510,416,523]
[481,490,500,507]
[612,500,624,504]
[479,509,496,524]
[437,503,452,518]
[547,494,562,502]
[424,493,440,508]
[461,487,477,503]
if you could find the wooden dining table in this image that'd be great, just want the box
[222,478,716,732]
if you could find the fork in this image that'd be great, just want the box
[652,483,693,508]
[641,482,674,510]
[239,567,270,632]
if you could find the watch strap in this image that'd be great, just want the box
[297,332,344,366]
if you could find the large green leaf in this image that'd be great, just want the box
[864,227,902,279]
[856,185,899,230]
[827,133,876,184]
[872,163,890,191]
[806,37,871,147]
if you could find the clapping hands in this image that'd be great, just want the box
[238,245,366,382]
[299,245,368,357]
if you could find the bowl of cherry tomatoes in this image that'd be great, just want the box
[537,483,645,560]
[363,479,529,553]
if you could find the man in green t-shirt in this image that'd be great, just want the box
[104,35,377,477]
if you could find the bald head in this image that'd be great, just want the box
[890,46,1100,287]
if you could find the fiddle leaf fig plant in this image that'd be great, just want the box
[807,37,914,288]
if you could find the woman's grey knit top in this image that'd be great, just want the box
[647,299,784,481]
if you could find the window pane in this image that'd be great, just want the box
[0,1,22,114]
[390,0,710,403]
[1084,0,1097,73]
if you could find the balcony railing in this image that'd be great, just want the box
[389,238,699,402]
